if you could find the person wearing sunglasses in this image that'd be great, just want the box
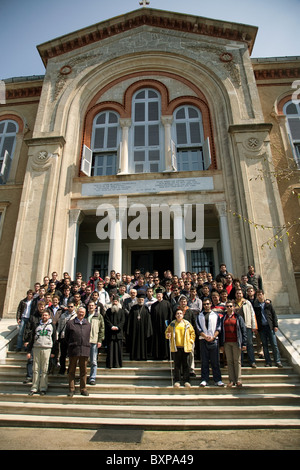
[220,300,247,388]
[196,299,224,387]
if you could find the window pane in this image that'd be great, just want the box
[149,150,160,160]
[188,107,199,119]
[135,164,144,173]
[6,122,17,133]
[106,155,113,166]
[191,150,201,170]
[176,123,187,144]
[148,125,159,146]
[190,122,201,143]
[134,126,145,146]
[288,118,300,140]
[92,153,117,176]
[177,149,203,172]
[0,123,4,133]
[108,112,118,123]
[175,108,186,119]
[136,91,145,99]
[94,128,104,149]
[150,163,159,172]
[107,127,117,148]
[148,90,158,99]
[286,103,298,115]
[148,101,158,121]
[191,248,215,276]
[134,151,145,162]
[96,114,106,125]
[135,103,145,122]
[3,136,15,156]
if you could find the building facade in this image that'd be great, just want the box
[0,7,299,317]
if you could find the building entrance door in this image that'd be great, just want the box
[131,250,173,278]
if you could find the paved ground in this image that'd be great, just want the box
[0,427,299,451]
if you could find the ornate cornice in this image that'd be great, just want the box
[254,67,300,81]
[37,8,257,66]
[3,86,42,101]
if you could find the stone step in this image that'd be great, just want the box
[1,380,300,395]
[0,413,299,430]
[0,370,298,386]
[1,348,299,430]
[0,401,299,420]
[0,363,293,376]
[1,391,300,406]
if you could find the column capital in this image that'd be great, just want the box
[119,118,132,128]
[215,202,227,217]
[69,208,84,226]
[161,115,173,126]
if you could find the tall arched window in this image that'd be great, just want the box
[172,106,210,171]
[283,101,300,167]
[91,111,120,176]
[0,119,18,184]
[130,88,163,173]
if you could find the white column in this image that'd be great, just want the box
[108,209,123,274]
[215,202,233,274]
[173,206,187,276]
[119,118,131,174]
[161,115,173,172]
[64,209,84,279]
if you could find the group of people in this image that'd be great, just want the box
[15,263,283,396]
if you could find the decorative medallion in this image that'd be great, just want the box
[37,150,49,160]
[219,52,233,63]
[59,65,72,75]
[246,137,260,150]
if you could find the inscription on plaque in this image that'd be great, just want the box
[82,177,214,196]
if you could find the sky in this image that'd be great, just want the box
[0,0,299,80]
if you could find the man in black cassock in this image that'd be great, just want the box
[126,293,153,361]
[150,288,172,360]
[104,295,125,368]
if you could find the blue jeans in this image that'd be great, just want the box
[89,343,99,381]
[241,328,256,365]
[26,352,33,379]
[259,325,281,365]
[200,339,222,383]
[16,317,29,350]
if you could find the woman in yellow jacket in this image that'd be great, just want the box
[165,309,195,388]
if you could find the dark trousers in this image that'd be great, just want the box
[58,339,68,374]
[68,355,88,392]
[200,339,222,383]
[173,347,190,383]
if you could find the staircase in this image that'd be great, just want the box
[0,348,300,430]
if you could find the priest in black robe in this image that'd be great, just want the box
[105,295,125,368]
[150,288,173,360]
[126,293,153,361]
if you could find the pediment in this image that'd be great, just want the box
[37,7,258,67]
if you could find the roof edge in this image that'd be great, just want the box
[37,7,258,66]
